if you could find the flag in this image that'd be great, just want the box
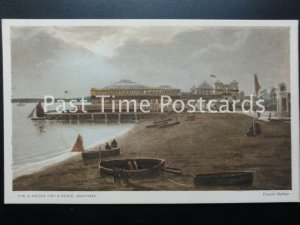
[210,74,216,78]
[64,90,69,94]
[254,73,261,95]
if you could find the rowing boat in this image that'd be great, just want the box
[194,171,253,187]
[158,120,180,128]
[153,118,173,124]
[99,158,165,178]
[146,121,169,128]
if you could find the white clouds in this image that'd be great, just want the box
[31,27,187,58]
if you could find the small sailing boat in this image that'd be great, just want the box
[36,101,45,118]
[27,107,35,118]
[72,134,84,152]
[31,102,46,120]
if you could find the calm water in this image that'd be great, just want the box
[12,103,135,178]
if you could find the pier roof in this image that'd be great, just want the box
[103,79,148,89]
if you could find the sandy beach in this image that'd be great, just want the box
[13,113,291,191]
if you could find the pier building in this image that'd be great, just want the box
[89,79,181,112]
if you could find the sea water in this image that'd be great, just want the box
[12,103,135,178]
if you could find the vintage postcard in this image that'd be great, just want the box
[3,19,299,203]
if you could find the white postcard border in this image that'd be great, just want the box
[2,19,299,204]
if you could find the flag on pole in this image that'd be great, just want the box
[65,90,69,94]
[210,74,216,78]
[254,73,261,96]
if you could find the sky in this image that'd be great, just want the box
[11,26,290,98]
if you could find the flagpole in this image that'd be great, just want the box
[210,74,216,88]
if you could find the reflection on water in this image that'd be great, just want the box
[12,103,135,178]
[34,122,46,134]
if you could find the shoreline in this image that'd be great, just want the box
[13,112,291,191]
[12,121,137,179]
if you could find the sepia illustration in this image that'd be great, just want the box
[3,20,299,203]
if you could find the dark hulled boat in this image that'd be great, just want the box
[145,118,172,128]
[81,150,100,160]
[146,121,168,128]
[158,120,180,128]
[35,101,46,118]
[194,171,253,187]
[99,158,165,178]
[30,102,46,120]
[153,118,172,124]
[100,147,121,157]
[81,147,121,160]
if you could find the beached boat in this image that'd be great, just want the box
[100,147,121,157]
[145,118,173,128]
[158,120,180,128]
[153,118,173,124]
[270,118,291,122]
[99,158,165,178]
[81,147,121,160]
[146,118,173,128]
[194,171,253,187]
[146,121,169,128]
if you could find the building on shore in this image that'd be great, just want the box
[181,80,240,110]
[190,81,214,95]
[188,80,239,98]
[214,80,239,98]
[88,79,241,112]
[89,79,181,112]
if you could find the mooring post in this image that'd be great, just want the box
[105,113,107,124]
[118,113,121,124]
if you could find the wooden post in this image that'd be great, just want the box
[118,113,121,124]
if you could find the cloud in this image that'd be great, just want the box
[107,27,289,93]
[11,27,122,98]
[10,26,290,97]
